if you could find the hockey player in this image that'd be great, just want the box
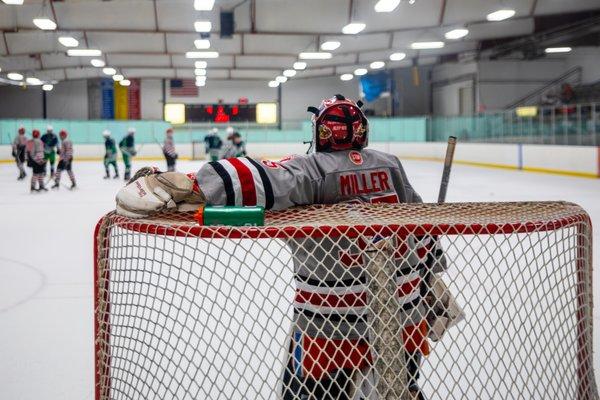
[41,125,59,178]
[203,128,222,162]
[27,129,47,192]
[221,129,246,159]
[119,127,136,181]
[103,130,119,179]
[163,128,178,172]
[115,95,450,399]
[12,126,27,180]
[52,130,76,190]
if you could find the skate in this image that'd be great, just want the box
[124,172,131,181]
[113,174,120,179]
[70,183,77,190]
[51,181,60,189]
[104,174,110,179]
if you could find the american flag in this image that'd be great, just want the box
[170,79,198,97]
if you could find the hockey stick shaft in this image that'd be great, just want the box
[437,136,457,204]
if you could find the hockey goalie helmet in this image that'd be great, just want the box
[18,126,25,135]
[308,94,368,152]
[59,129,68,139]
[32,129,40,138]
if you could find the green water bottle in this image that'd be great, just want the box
[194,206,265,226]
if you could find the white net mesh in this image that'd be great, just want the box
[94,202,597,400]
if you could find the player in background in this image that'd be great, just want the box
[27,129,47,192]
[221,128,247,159]
[203,127,222,162]
[115,95,454,399]
[41,125,59,178]
[163,128,178,172]
[52,130,76,190]
[103,130,119,179]
[12,126,28,180]
[119,127,136,181]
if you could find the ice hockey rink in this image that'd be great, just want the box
[0,158,598,400]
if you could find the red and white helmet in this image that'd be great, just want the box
[308,94,368,152]
[59,129,68,139]
[18,126,25,134]
[32,129,40,138]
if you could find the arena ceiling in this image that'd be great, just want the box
[0,0,599,86]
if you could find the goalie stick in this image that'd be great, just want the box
[358,136,458,400]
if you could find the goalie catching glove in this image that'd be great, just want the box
[116,167,205,218]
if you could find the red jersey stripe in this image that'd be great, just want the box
[295,289,368,308]
[227,158,257,206]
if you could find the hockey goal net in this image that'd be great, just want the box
[94,202,597,400]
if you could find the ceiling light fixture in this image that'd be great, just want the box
[112,74,124,82]
[90,59,106,67]
[194,0,215,11]
[354,68,368,76]
[545,47,572,54]
[275,76,288,83]
[102,67,116,76]
[7,72,23,81]
[26,77,43,85]
[42,84,53,91]
[194,21,212,32]
[58,36,79,47]
[342,22,366,35]
[445,28,469,40]
[321,41,341,51]
[185,51,219,58]
[194,39,211,49]
[120,79,131,87]
[268,80,279,88]
[293,61,307,70]
[67,49,102,56]
[486,9,515,21]
[340,74,353,81]
[370,61,385,69]
[299,52,332,60]
[195,68,207,76]
[195,61,208,68]
[374,0,401,12]
[410,41,444,49]
[389,52,406,61]
[33,18,56,30]
[2,0,25,4]
[196,80,206,87]
[283,69,297,77]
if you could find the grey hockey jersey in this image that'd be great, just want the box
[196,149,445,372]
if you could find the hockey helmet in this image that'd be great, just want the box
[127,127,136,134]
[102,130,111,137]
[59,129,68,139]
[210,128,218,134]
[32,129,40,138]
[166,128,174,136]
[226,126,235,135]
[308,94,368,152]
[46,124,53,132]
[18,126,25,134]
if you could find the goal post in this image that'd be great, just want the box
[94,202,598,400]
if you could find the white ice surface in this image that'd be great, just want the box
[0,159,598,400]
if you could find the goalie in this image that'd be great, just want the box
[115,95,462,399]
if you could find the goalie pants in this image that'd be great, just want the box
[281,346,422,400]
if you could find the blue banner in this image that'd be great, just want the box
[360,72,390,102]
[101,78,114,120]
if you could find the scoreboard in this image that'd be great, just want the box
[185,103,257,123]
